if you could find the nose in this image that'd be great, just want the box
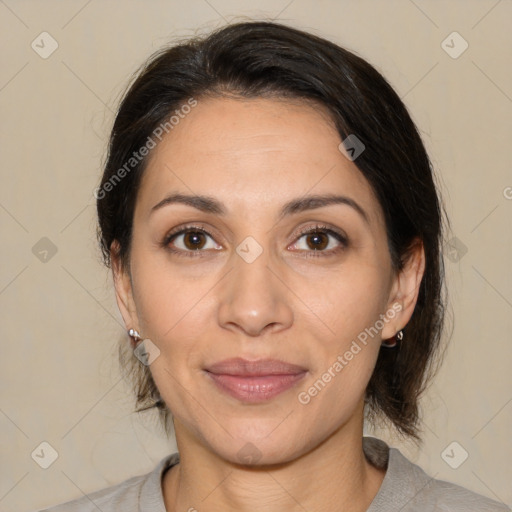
[217,247,294,337]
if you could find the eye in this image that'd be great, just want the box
[162,223,348,259]
[163,225,222,257]
[289,224,348,256]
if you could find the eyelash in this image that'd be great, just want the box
[161,223,348,259]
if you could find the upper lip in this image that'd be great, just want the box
[205,357,307,376]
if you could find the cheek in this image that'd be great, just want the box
[294,348,377,442]
[295,270,387,422]
[130,247,213,339]
[297,259,391,345]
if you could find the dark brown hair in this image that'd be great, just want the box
[97,21,448,440]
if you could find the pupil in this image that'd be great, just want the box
[308,233,327,250]
[185,232,204,250]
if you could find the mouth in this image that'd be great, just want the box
[203,357,308,403]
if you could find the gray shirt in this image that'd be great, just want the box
[37,437,510,511]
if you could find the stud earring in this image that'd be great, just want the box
[381,329,403,348]
[128,328,142,346]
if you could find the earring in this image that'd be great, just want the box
[128,328,141,345]
[381,329,403,348]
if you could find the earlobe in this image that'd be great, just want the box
[381,238,426,340]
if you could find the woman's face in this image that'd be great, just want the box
[113,97,422,465]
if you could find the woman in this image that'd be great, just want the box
[40,21,509,512]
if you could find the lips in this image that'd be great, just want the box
[205,357,308,376]
[204,357,308,403]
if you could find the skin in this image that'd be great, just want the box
[112,96,425,512]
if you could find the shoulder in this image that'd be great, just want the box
[37,473,146,512]
[422,476,511,512]
[35,453,179,512]
[391,447,511,511]
[364,437,510,512]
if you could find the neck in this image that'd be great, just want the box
[162,413,385,512]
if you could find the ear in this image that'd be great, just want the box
[111,240,140,334]
[381,238,426,340]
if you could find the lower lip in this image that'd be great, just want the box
[205,372,307,403]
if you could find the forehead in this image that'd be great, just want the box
[136,96,384,228]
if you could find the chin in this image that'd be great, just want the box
[207,425,312,468]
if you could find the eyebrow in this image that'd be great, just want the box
[150,192,370,225]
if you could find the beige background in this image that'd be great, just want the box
[1,1,511,510]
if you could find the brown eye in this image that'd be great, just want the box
[183,231,207,250]
[163,226,222,257]
[289,225,348,257]
[305,232,329,251]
